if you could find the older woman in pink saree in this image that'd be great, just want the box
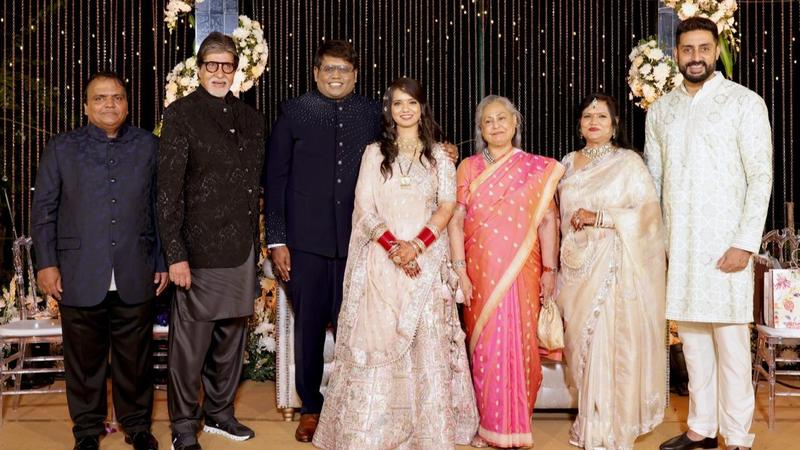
[449,96,564,448]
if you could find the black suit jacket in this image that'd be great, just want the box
[264,91,381,258]
[31,123,166,307]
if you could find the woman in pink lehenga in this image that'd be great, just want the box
[449,95,564,448]
[312,77,478,450]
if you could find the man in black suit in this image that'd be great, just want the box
[265,40,381,442]
[265,40,457,442]
[31,71,168,450]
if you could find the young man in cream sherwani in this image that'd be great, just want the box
[645,17,772,450]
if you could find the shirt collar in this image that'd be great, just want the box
[679,70,724,99]
[87,122,130,142]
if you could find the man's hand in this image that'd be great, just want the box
[271,246,291,282]
[169,261,192,289]
[716,247,752,273]
[154,272,170,296]
[37,266,62,301]
[442,142,459,162]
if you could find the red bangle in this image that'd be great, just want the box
[416,227,437,248]
[377,231,398,252]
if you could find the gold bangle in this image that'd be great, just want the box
[412,238,425,255]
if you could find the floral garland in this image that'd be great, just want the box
[664,0,740,77]
[627,37,683,110]
[164,0,204,32]
[162,15,268,109]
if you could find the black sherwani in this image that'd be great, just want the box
[157,86,265,435]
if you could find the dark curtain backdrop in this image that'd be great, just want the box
[1,1,797,275]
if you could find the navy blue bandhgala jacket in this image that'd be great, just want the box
[264,90,381,258]
[31,123,166,307]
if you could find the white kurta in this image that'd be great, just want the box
[644,73,773,323]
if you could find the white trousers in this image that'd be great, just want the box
[677,321,755,447]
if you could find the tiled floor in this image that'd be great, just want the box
[0,380,798,449]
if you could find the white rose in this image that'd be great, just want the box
[262,335,276,353]
[232,27,249,40]
[633,55,644,67]
[243,47,251,56]
[239,15,252,28]
[653,62,671,82]
[254,44,266,54]
[648,47,664,60]
[628,47,639,61]
[639,63,652,75]
[241,80,254,92]
[680,2,699,18]
[237,58,248,70]
[166,83,178,94]
[185,57,196,69]
[179,76,192,86]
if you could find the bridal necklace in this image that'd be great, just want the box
[580,142,616,161]
[396,137,422,188]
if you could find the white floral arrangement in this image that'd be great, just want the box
[162,16,268,108]
[230,16,269,95]
[164,0,204,32]
[664,0,740,77]
[627,37,683,110]
[164,56,199,108]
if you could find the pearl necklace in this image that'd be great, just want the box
[580,143,616,161]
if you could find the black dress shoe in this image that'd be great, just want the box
[125,431,159,450]
[660,432,718,450]
[73,435,100,450]
[170,432,202,450]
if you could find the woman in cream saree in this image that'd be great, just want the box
[312,78,478,450]
[557,94,666,450]
[450,95,564,448]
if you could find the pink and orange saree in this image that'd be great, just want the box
[456,149,564,448]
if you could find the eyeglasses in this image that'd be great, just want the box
[202,61,236,74]
[320,64,354,75]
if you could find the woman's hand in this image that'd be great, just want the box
[388,240,419,266]
[402,259,421,278]
[457,269,473,307]
[540,271,556,300]
[570,208,597,231]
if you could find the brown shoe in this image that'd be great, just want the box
[295,413,320,442]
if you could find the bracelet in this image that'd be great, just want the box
[416,226,437,249]
[376,230,398,252]
[452,259,466,269]
[411,238,426,255]
[593,210,601,228]
[370,223,388,240]
[426,222,440,239]
[542,265,557,273]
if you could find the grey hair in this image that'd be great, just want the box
[473,95,523,154]
[197,31,240,68]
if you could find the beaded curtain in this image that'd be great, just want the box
[1,0,797,238]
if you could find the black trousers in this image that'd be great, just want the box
[167,301,248,435]
[59,292,154,438]
[286,249,346,414]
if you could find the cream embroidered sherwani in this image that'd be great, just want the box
[644,72,773,324]
[645,72,773,448]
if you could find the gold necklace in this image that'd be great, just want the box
[395,137,421,189]
[397,148,418,188]
[580,143,616,161]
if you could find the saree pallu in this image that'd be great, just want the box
[557,149,666,450]
[457,149,564,448]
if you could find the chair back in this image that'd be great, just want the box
[10,236,40,321]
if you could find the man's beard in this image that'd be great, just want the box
[679,61,714,83]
